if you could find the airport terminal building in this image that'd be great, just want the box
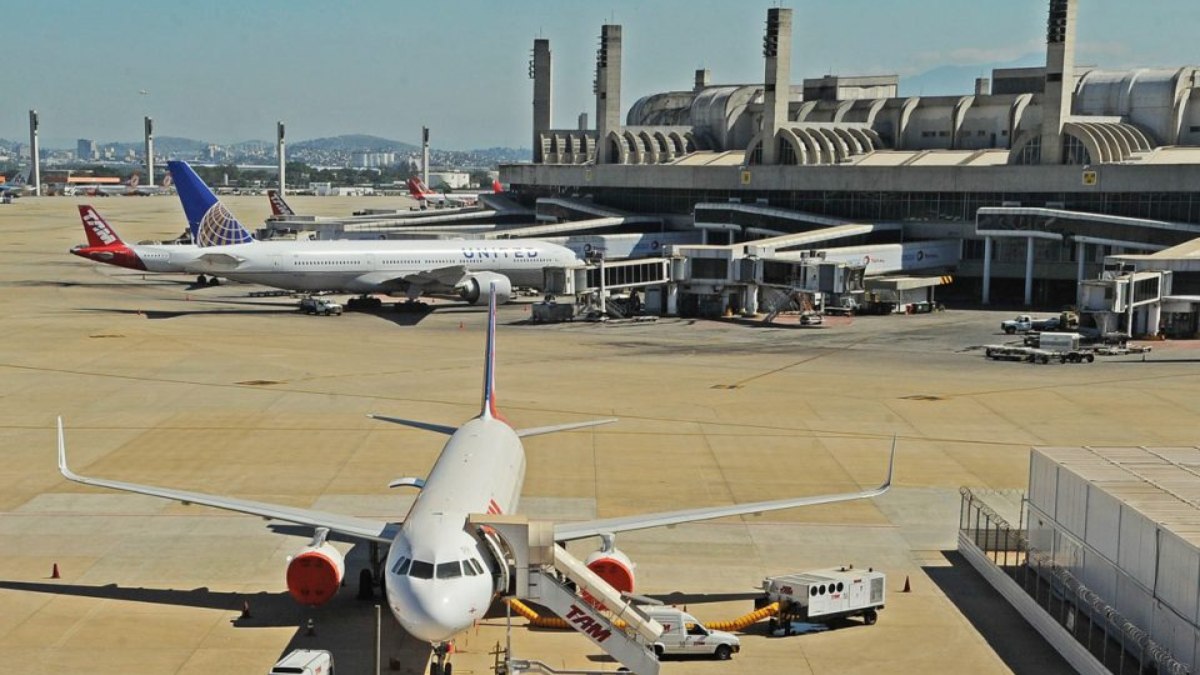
[501,0,1200,336]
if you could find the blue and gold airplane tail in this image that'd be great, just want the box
[167,161,254,247]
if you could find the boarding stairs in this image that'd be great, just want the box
[470,516,662,675]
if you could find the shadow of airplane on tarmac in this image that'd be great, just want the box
[0,538,432,672]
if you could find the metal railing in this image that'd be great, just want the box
[959,488,1189,675]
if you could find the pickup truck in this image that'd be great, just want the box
[299,297,343,316]
[1001,315,1060,334]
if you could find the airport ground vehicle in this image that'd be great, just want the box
[1001,315,1060,334]
[269,649,334,674]
[644,607,740,660]
[761,568,886,633]
[799,311,823,326]
[985,332,1095,364]
[300,297,343,316]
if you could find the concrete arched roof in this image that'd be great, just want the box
[776,127,808,165]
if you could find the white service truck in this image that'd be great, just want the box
[761,567,885,633]
[644,607,741,660]
[269,649,334,674]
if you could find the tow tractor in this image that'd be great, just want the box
[760,567,886,634]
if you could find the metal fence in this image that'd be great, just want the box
[959,487,1190,675]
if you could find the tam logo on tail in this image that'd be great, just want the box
[268,190,295,217]
[80,206,120,247]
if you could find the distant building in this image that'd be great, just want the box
[76,139,97,161]
[350,151,397,168]
[428,171,470,189]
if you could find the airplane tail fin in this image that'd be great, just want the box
[480,283,503,421]
[12,171,26,187]
[268,189,295,217]
[128,173,140,189]
[162,173,173,188]
[406,177,428,200]
[168,160,254,247]
[78,205,124,247]
[492,179,503,194]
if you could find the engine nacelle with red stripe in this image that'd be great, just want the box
[286,541,345,607]
[585,546,636,595]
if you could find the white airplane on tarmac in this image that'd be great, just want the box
[69,205,205,277]
[171,160,577,308]
[56,286,895,674]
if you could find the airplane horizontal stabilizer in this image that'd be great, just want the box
[516,418,618,438]
[368,414,456,436]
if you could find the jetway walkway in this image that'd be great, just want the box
[471,515,662,675]
[485,215,662,240]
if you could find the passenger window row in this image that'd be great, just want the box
[392,556,486,580]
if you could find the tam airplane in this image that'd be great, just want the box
[407,177,501,208]
[69,205,204,274]
[56,287,895,673]
[170,160,574,304]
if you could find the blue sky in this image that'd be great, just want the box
[5,0,1197,150]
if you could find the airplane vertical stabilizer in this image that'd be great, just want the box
[78,205,125,247]
[167,160,254,247]
[480,284,503,421]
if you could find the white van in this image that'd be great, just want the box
[269,649,334,675]
[644,607,740,660]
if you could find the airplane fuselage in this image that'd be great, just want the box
[184,239,578,293]
[384,415,526,642]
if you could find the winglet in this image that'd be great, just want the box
[167,161,254,247]
[56,416,80,483]
[480,283,502,421]
[879,435,898,491]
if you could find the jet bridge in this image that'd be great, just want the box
[542,257,680,318]
[469,515,662,675]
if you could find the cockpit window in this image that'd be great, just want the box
[462,559,479,576]
[436,561,463,579]
[409,560,434,579]
[469,559,485,575]
[392,557,411,576]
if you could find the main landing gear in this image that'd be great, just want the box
[430,642,454,675]
[346,295,383,310]
[357,542,386,600]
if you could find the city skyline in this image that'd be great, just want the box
[5,0,1198,150]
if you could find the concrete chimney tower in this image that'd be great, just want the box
[694,68,711,91]
[28,110,40,196]
[144,116,155,186]
[1039,0,1077,164]
[531,39,552,164]
[760,8,792,165]
[578,112,589,131]
[276,121,286,195]
[595,24,622,164]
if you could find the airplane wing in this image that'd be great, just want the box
[193,252,247,270]
[552,439,896,542]
[56,418,399,544]
[402,265,469,288]
[348,266,468,294]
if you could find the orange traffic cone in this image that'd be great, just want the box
[51,563,60,579]
[458,321,464,330]
[902,576,911,593]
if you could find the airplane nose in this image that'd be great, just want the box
[389,578,480,643]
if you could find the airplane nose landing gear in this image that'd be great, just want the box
[430,641,454,675]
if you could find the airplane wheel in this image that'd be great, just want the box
[207,277,220,286]
[196,275,208,285]
[357,569,375,600]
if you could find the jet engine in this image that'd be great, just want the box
[286,538,345,607]
[458,272,512,305]
[585,544,636,595]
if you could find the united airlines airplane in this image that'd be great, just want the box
[170,161,576,305]
[56,287,893,674]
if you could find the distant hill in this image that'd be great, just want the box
[900,52,1045,97]
[293,134,419,153]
